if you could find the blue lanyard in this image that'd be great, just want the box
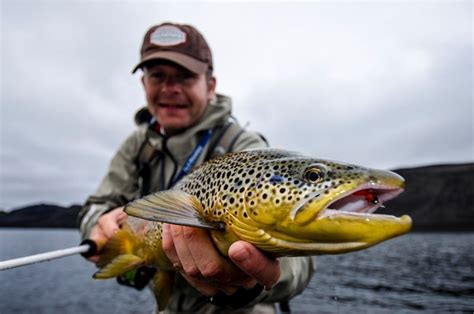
[170,128,213,186]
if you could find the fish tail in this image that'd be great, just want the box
[151,271,175,311]
[93,225,145,279]
[93,254,144,279]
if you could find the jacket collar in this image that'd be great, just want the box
[135,93,232,163]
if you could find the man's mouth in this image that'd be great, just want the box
[159,103,189,109]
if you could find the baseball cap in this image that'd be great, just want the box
[132,22,213,74]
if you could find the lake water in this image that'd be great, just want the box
[0,229,472,313]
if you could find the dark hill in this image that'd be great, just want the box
[0,163,473,231]
[380,163,474,231]
[0,204,81,228]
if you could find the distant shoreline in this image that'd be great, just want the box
[1,162,473,231]
[1,225,472,233]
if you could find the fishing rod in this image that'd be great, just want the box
[0,240,97,271]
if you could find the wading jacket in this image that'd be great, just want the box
[79,94,314,313]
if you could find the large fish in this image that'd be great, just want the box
[93,149,412,310]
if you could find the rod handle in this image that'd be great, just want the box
[79,239,98,258]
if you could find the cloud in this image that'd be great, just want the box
[1,1,472,209]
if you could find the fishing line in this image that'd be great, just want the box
[329,256,340,314]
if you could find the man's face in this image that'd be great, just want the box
[142,62,216,135]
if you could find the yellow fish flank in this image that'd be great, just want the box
[93,149,412,310]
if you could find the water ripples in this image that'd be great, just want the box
[0,230,473,313]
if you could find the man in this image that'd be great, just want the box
[79,22,314,313]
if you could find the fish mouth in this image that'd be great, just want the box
[262,182,410,255]
[319,184,404,218]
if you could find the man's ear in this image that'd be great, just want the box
[141,75,146,87]
[207,76,217,100]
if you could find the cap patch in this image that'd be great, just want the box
[150,25,186,46]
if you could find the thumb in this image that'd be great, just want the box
[228,241,280,289]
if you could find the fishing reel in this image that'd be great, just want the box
[116,266,157,290]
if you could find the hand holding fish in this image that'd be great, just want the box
[162,224,280,296]
[87,207,128,263]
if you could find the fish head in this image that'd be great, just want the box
[233,152,412,255]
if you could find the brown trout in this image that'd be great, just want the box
[93,149,412,310]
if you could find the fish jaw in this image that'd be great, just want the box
[291,168,405,225]
[282,213,412,255]
[263,169,412,255]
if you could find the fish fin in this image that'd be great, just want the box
[93,254,144,279]
[125,190,223,230]
[95,225,137,268]
[151,271,175,311]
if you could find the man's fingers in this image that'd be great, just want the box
[87,227,107,262]
[180,227,225,278]
[169,225,202,276]
[229,241,281,289]
[116,209,128,225]
[163,224,257,295]
[86,207,126,263]
[98,207,125,238]
[162,224,179,264]
[180,227,255,286]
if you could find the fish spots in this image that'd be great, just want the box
[269,175,284,185]
[173,149,372,228]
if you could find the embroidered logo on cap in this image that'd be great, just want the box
[150,25,186,46]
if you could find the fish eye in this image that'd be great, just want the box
[303,165,326,183]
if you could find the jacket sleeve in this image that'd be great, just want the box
[253,256,315,304]
[78,131,142,238]
[229,130,316,304]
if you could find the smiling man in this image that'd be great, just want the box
[79,22,314,313]
[141,60,212,135]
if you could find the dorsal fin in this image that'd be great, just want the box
[124,190,224,230]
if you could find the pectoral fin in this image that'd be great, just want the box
[93,254,144,279]
[151,271,175,312]
[125,190,224,230]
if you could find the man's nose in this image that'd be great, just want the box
[160,77,182,93]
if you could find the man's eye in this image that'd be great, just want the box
[147,71,197,85]
[180,72,197,82]
[150,72,166,80]
[183,72,196,79]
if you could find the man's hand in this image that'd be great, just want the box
[87,206,128,263]
[162,224,280,296]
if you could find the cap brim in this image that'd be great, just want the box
[132,51,208,74]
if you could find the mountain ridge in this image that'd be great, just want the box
[1,163,473,231]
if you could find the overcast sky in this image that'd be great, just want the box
[1,0,472,210]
